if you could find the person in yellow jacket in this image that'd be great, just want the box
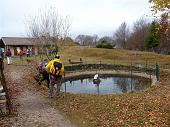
[45,54,64,97]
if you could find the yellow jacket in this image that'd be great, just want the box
[45,58,64,76]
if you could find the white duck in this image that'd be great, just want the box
[93,74,98,80]
[93,74,101,84]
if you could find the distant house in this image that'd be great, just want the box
[0,37,50,56]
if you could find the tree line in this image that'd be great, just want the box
[27,0,169,54]
[75,17,170,54]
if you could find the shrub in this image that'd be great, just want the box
[167,50,170,55]
[96,40,113,49]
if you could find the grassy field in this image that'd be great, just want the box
[20,46,170,126]
[60,46,170,68]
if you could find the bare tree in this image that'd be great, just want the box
[75,35,98,46]
[92,34,99,45]
[75,35,85,45]
[84,35,94,46]
[26,7,71,57]
[114,22,130,49]
[98,36,113,44]
[126,17,150,50]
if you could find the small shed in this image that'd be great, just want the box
[0,37,50,56]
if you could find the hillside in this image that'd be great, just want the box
[60,46,170,68]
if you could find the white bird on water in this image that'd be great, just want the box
[93,74,101,84]
[94,74,98,80]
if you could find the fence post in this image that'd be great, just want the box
[150,66,152,87]
[99,61,101,71]
[130,61,133,92]
[156,63,159,81]
[64,72,66,93]
[145,60,148,73]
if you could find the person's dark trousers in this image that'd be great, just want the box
[49,75,62,98]
[41,71,50,88]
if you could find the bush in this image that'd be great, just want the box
[52,46,59,54]
[96,40,113,49]
[167,51,170,55]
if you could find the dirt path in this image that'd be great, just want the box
[4,65,76,127]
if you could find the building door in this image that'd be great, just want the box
[32,47,35,55]
[14,47,17,55]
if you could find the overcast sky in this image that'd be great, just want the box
[0,0,152,38]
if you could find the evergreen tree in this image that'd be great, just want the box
[144,21,160,51]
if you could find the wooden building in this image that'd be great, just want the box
[0,37,50,56]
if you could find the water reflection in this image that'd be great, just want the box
[61,76,149,94]
[115,78,129,93]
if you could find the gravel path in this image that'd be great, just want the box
[4,65,76,127]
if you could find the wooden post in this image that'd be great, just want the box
[130,61,133,92]
[0,59,12,114]
[156,63,159,81]
[64,72,66,93]
[97,83,99,95]
[99,61,101,71]
[150,66,152,87]
[145,60,148,73]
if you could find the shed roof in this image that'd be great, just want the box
[1,37,41,46]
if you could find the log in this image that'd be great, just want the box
[0,86,3,93]
[68,59,83,64]
[0,99,6,104]
[0,59,12,114]
[0,92,5,96]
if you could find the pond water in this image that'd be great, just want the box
[61,75,150,94]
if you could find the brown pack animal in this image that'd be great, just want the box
[26,59,34,64]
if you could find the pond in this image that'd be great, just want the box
[61,75,150,94]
